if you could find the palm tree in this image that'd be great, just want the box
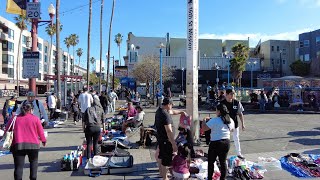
[114,33,123,65]
[106,0,115,92]
[99,0,104,92]
[87,0,93,88]
[230,43,249,88]
[69,34,79,92]
[45,23,62,91]
[90,57,96,71]
[14,14,28,96]
[76,48,83,74]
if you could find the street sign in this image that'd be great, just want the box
[26,2,40,19]
[23,52,39,78]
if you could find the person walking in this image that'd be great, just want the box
[5,101,46,180]
[259,90,267,113]
[220,88,245,159]
[154,98,187,180]
[83,98,105,159]
[99,91,109,114]
[16,91,48,126]
[71,97,80,125]
[2,95,19,125]
[109,89,118,112]
[78,87,94,131]
[201,103,235,180]
[47,92,57,120]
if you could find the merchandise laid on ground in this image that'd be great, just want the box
[281,153,320,177]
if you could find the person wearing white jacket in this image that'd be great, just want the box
[48,92,57,120]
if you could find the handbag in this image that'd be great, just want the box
[0,116,17,150]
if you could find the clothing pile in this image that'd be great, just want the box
[189,158,221,180]
[0,150,11,157]
[281,153,320,178]
[228,156,267,179]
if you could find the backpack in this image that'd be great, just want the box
[84,106,99,126]
[22,100,42,118]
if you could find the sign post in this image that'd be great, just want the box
[22,52,39,79]
[186,0,199,142]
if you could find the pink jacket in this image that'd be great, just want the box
[5,113,46,150]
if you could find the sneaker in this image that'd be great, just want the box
[237,155,245,160]
[74,121,77,125]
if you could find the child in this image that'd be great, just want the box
[172,145,191,180]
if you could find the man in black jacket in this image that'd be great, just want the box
[99,91,109,114]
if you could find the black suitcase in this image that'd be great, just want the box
[108,155,134,174]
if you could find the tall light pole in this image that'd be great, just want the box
[158,42,165,96]
[279,50,283,77]
[224,51,232,87]
[248,61,257,89]
[181,67,184,95]
[215,63,220,90]
[30,2,55,94]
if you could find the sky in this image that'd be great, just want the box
[1,0,320,68]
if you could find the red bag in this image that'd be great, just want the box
[179,114,191,129]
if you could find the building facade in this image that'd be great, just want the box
[260,40,299,76]
[299,29,320,76]
[0,16,86,93]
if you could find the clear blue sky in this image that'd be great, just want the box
[1,0,320,68]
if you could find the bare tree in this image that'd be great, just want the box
[131,55,173,103]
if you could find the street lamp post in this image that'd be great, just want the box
[181,67,184,95]
[30,2,55,94]
[248,61,257,89]
[215,63,220,89]
[279,50,283,77]
[158,42,165,96]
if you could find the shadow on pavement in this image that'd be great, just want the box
[289,138,320,146]
[41,146,78,152]
[314,127,320,131]
[287,131,320,137]
[0,160,58,171]
[303,149,320,154]
[48,130,83,134]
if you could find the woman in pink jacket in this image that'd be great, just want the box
[5,101,46,180]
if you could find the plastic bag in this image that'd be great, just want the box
[92,155,108,167]
[258,157,282,171]
[179,114,191,129]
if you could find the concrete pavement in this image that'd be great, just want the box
[0,99,319,179]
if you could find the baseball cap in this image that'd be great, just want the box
[27,91,35,97]
[226,88,235,94]
[162,97,174,105]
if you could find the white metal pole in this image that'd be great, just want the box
[186,0,199,142]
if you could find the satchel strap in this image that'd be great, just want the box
[7,115,17,131]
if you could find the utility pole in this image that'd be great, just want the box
[29,0,39,93]
[98,0,104,92]
[56,0,62,109]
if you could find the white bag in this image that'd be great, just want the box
[0,116,17,150]
[91,155,108,167]
[258,157,282,171]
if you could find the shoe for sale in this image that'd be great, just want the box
[237,155,245,160]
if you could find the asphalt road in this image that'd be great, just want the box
[0,98,319,179]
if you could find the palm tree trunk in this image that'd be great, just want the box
[118,45,120,66]
[106,0,115,92]
[16,30,23,96]
[78,56,81,91]
[47,35,53,92]
[87,0,93,88]
[99,0,104,92]
[71,46,74,92]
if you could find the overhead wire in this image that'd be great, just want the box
[60,0,101,16]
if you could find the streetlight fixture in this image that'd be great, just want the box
[158,42,165,96]
[248,60,257,89]
[215,63,220,89]
[181,67,185,95]
[30,2,55,94]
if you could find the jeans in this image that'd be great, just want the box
[208,139,230,180]
[85,126,101,158]
[49,108,55,120]
[259,102,265,112]
[12,149,39,180]
[73,111,79,122]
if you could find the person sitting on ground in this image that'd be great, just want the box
[122,106,145,134]
[172,144,191,180]
[292,95,304,111]
[126,102,137,119]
